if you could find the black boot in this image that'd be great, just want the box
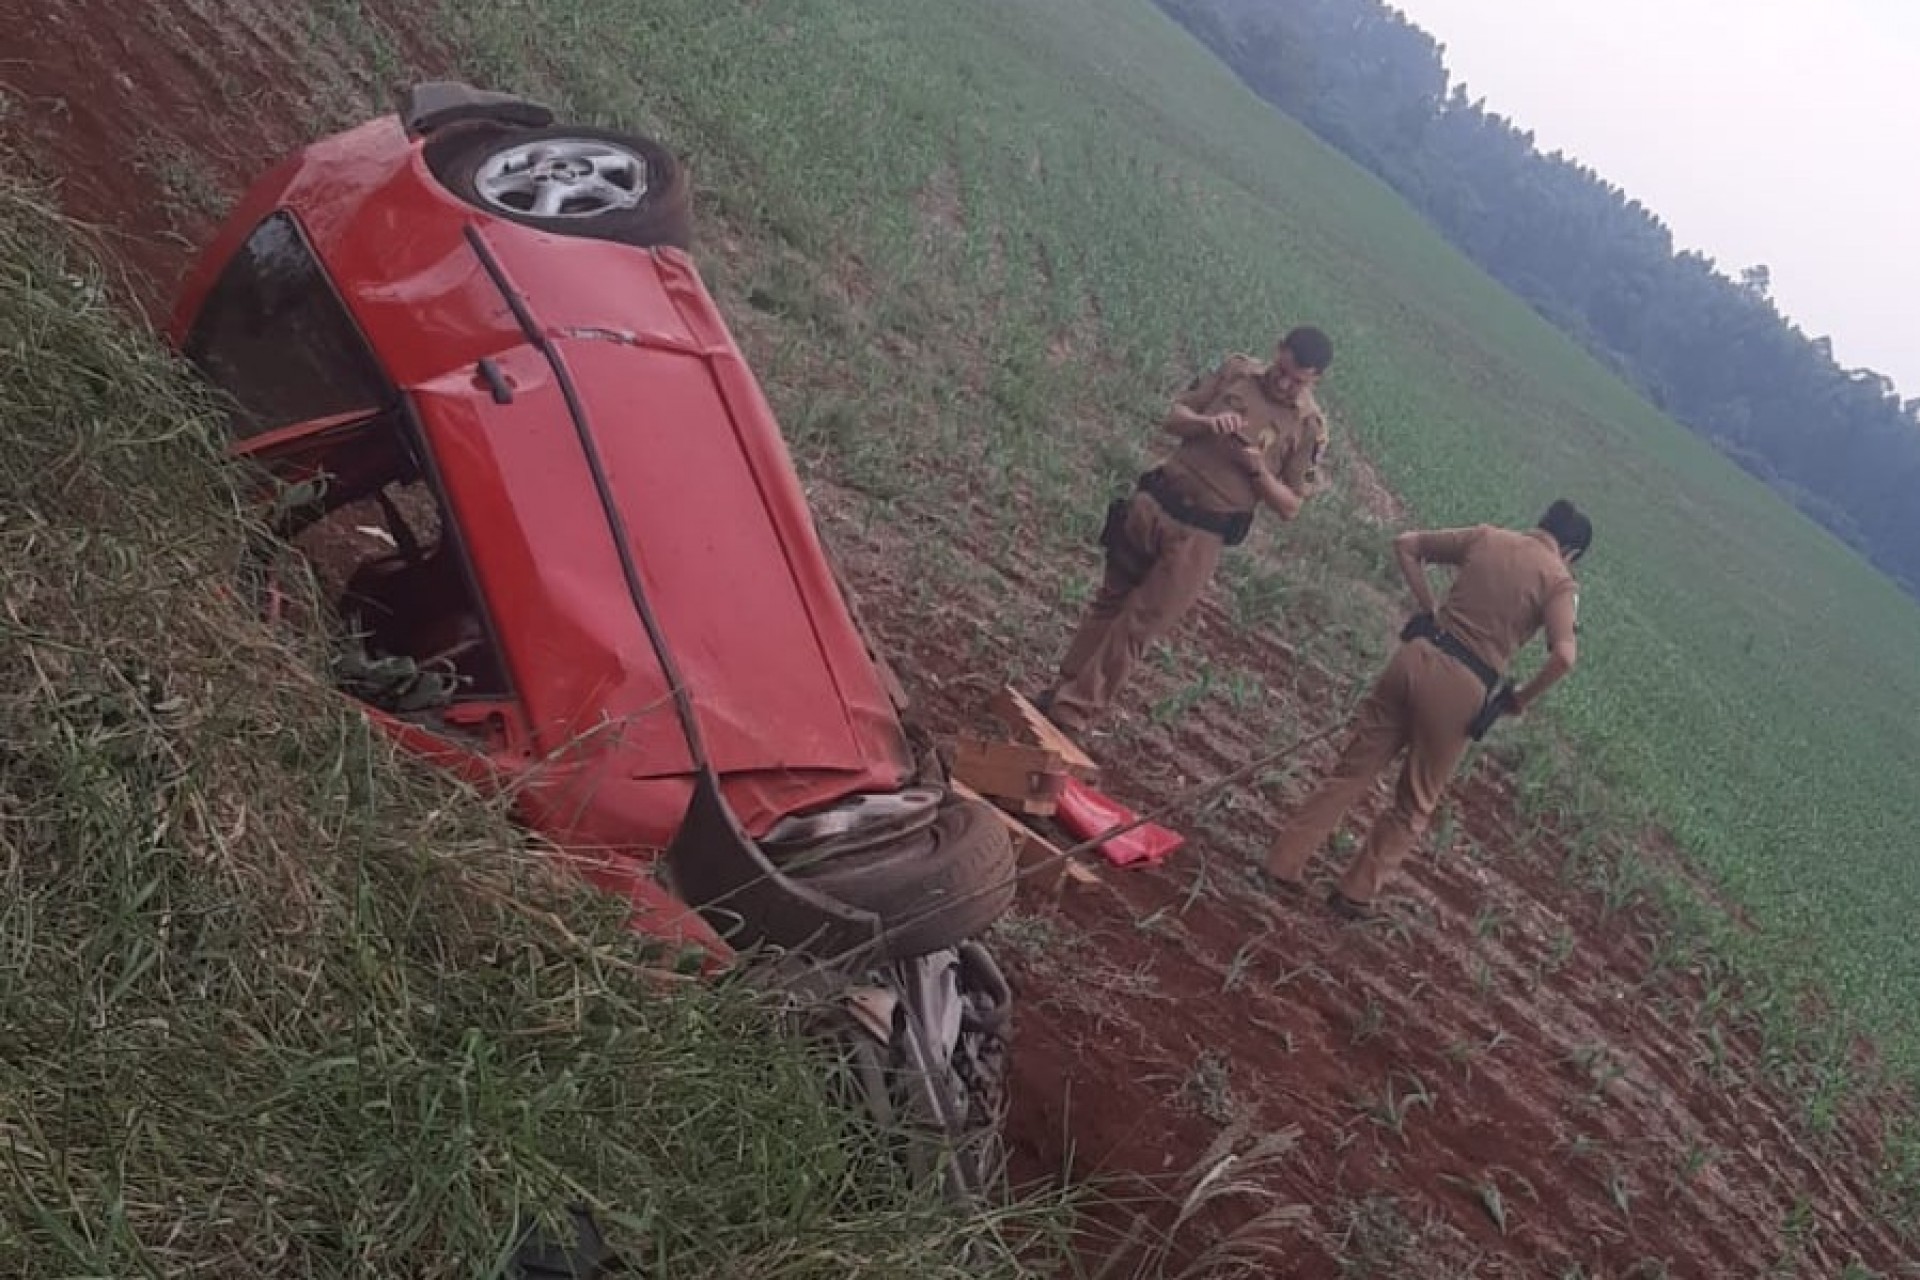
[1326,889,1374,921]
[1251,866,1308,902]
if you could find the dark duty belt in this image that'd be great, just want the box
[1399,612,1518,740]
[1137,469,1254,546]
[1399,611,1500,690]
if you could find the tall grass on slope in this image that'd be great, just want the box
[0,173,1071,1275]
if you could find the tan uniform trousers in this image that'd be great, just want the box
[1050,490,1223,730]
[1267,640,1487,902]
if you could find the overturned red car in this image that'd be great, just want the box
[167,83,1016,971]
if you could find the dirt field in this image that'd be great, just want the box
[5,2,1912,1273]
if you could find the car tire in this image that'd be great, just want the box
[427,123,693,250]
[783,798,1017,961]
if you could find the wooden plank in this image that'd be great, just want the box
[953,780,1100,896]
[949,736,1067,816]
[990,685,1100,781]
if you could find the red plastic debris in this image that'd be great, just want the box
[1054,777,1185,869]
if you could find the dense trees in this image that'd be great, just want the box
[1159,0,1920,592]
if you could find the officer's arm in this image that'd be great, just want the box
[1392,528,1475,614]
[1247,466,1305,521]
[1275,419,1328,497]
[1392,532,1442,615]
[1513,589,1579,713]
[1165,403,1235,440]
[1162,359,1239,439]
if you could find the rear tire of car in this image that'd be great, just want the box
[783,798,1017,961]
[426,123,693,250]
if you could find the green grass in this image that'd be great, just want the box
[414,0,1920,1073]
[20,0,1920,1261]
[0,167,1083,1277]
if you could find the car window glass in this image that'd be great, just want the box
[183,211,391,437]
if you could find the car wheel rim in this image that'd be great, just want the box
[474,138,649,219]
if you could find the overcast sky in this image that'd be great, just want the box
[1388,0,1920,401]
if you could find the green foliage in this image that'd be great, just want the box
[1359,1072,1435,1144]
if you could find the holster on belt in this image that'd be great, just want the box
[1098,495,1152,587]
[1400,612,1515,741]
[1465,682,1518,742]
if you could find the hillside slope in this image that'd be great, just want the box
[5,0,1919,1274]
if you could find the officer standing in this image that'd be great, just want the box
[1039,327,1334,736]
[1264,501,1592,918]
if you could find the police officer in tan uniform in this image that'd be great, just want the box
[1039,327,1334,735]
[1264,500,1592,917]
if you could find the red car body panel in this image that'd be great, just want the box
[170,116,919,958]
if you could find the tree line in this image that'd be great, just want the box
[1157,0,1920,593]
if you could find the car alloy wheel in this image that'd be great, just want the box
[472,136,650,220]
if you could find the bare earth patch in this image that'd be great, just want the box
[5,2,1911,1271]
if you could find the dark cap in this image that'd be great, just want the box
[1281,326,1333,373]
[1538,499,1593,560]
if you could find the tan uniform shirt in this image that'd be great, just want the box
[1421,525,1578,675]
[1158,354,1327,516]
